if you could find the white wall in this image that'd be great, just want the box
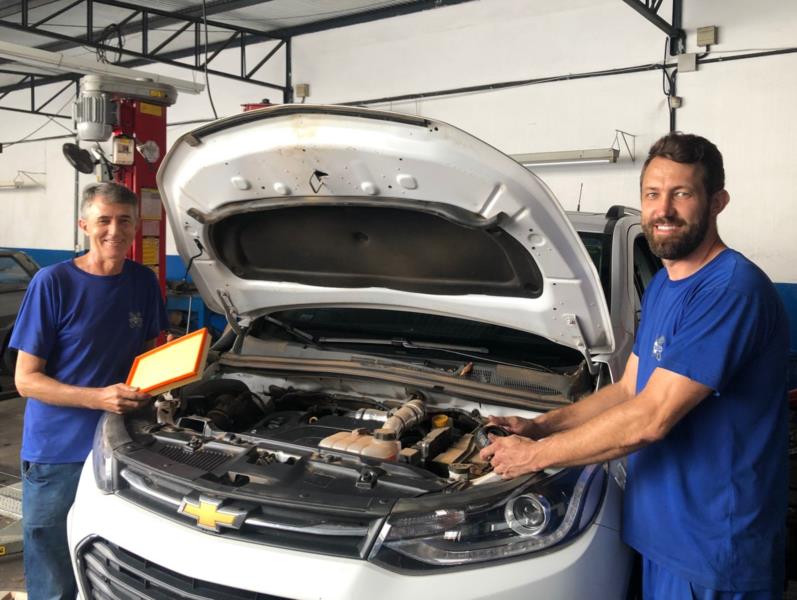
[0,0,795,282]
[291,0,797,282]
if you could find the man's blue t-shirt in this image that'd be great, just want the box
[623,249,788,591]
[10,259,168,463]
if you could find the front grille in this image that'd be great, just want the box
[76,536,292,600]
[117,467,383,559]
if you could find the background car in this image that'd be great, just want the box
[0,249,39,389]
[68,106,661,599]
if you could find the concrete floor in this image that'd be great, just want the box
[0,390,25,593]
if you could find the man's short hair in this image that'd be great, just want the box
[641,132,725,197]
[80,182,138,219]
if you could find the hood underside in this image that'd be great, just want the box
[157,105,613,356]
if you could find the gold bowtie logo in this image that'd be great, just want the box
[177,495,247,532]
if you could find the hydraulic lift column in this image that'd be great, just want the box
[114,97,169,294]
[73,74,178,296]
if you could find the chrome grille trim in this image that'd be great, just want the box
[120,468,370,536]
[121,469,181,507]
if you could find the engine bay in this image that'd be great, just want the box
[118,351,593,503]
[147,377,505,485]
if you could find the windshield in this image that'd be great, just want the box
[258,307,584,370]
[0,256,32,289]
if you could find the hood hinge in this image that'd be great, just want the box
[562,313,598,376]
[217,290,250,352]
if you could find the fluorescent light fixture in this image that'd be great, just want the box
[512,147,620,167]
[0,41,205,94]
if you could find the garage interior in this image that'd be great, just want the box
[0,0,796,597]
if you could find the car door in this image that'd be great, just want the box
[627,225,663,334]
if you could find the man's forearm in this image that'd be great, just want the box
[532,396,656,469]
[490,368,712,476]
[533,380,633,436]
[15,370,100,409]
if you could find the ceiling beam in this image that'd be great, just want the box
[0,0,287,94]
[266,0,477,38]
[621,0,684,54]
[0,0,60,20]
[0,72,75,95]
[78,0,478,68]
[0,0,474,96]
[0,0,282,62]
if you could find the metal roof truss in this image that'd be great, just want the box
[0,0,291,99]
[621,0,685,55]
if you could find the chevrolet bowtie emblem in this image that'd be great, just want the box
[177,495,247,532]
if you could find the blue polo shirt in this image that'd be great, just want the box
[10,259,167,463]
[623,249,788,591]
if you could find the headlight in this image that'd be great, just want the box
[369,464,605,571]
[91,413,131,493]
[505,493,551,536]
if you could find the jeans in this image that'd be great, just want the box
[21,460,84,600]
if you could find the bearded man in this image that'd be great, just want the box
[481,133,788,599]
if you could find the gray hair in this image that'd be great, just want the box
[80,182,138,219]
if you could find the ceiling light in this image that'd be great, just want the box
[512,147,620,167]
[0,41,204,94]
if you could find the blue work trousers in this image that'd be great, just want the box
[642,556,779,600]
[21,460,83,600]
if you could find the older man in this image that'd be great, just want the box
[11,182,168,599]
[482,133,788,598]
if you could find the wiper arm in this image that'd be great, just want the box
[318,336,553,373]
[263,315,317,346]
[316,336,489,354]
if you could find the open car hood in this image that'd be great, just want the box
[158,105,613,358]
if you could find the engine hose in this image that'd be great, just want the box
[379,396,426,439]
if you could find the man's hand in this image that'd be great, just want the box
[480,435,541,479]
[93,384,151,414]
[487,415,544,439]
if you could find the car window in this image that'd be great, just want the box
[632,235,662,299]
[577,232,611,303]
[0,256,32,286]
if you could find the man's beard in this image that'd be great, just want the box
[642,203,711,260]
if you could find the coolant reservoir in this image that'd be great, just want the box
[361,429,401,460]
[320,429,371,452]
[318,428,400,460]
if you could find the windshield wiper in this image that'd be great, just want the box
[318,336,554,373]
[261,328,555,374]
[262,315,318,346]
[316,336,489,354]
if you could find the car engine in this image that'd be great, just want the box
[157,377,504,483]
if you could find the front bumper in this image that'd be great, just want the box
[68,458,632,600]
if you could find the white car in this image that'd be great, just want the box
[68,106,660,599]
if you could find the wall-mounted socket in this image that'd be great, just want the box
[697,26,718,47]
[294,83,310,99]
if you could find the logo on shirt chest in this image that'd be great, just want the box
[652,335,666,361]
[129,312,143,329]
